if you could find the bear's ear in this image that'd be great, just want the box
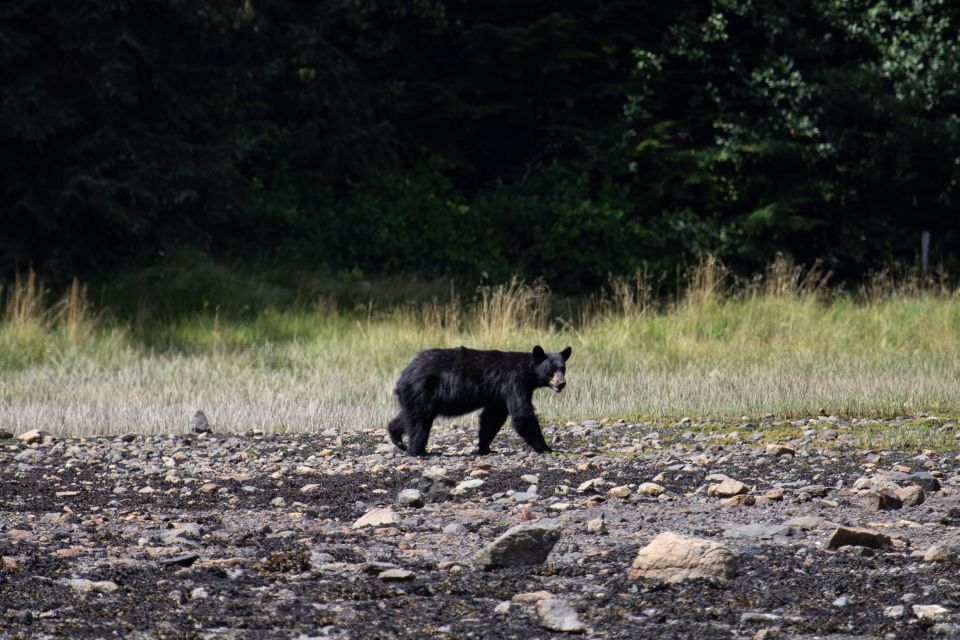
[560,346,572,361]
[532,345,547,363]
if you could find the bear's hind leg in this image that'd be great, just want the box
[477,404,508,454]
[387,413,408,451]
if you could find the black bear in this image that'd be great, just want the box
[387,345,572,456]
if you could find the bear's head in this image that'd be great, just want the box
[532,345,572,393]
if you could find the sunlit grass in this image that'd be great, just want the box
[1,259,959,440]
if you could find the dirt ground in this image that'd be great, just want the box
[2,417,959,639]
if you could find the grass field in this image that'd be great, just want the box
[1,257,959,443]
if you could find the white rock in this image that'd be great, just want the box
[884,605,905,618]
[452,479,485,495]
[536,598,586,633]
[577,478,605,494]
[60,579,119,594]
[352,508,402,529]
[638,482,665,497]
[913,604,950,621]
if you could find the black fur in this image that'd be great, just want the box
[387,345,572,456]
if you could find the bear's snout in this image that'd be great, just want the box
[549,371,566,392]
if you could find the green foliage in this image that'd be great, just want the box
[622,0,960,277]
[1,0,958,288]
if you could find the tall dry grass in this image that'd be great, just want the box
[0,261,958,439]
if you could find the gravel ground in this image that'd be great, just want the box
[2,416,960,639]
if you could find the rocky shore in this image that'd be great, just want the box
[2,416,960,639]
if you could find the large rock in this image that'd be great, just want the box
[472,524,561,569]
[629,532,737,583]
[707,478,748,498]
[897,484,925,507]
[863,491,902,512]
[17,429,52,444]
[910,472,940,492]
[913,604,950,622]
[826,526,891,549]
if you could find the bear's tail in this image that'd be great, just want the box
[387,416,407,451]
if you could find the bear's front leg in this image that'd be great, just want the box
[477,404,508,454]
[507,402,551,454]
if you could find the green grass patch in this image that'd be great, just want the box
[2,257,960,437]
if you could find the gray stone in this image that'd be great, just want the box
[863,491,902,512]
[884,605,906,618]
[911,472,941,492]
[827,526,891,550]
[397,489,424,508]
[785,516,835,531]
[156,553,199,567]
[740,612,781,623]
[884,470,913,483]
[722,523,794,540]
[536,598,586,633]
[162,522,202,542]
[472,524,561,569]
[190,410,210,434]
[586,517,607,535]
[443,522,468,535]
[931,623,960,637]
[796,484,829,497]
